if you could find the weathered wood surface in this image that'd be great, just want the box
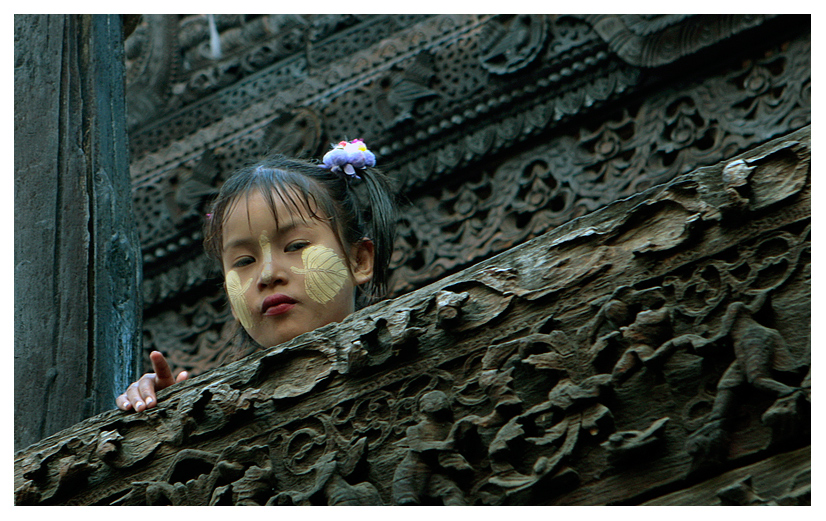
[14,14,142,451]
[642,445,809,506]
[14,126,810,505]
[132,15,811,379]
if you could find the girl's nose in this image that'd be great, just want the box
[259,262,286,287]
[260,262,274,285]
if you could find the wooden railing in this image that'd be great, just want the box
[15,127,811,505]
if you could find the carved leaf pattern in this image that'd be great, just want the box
[134,19,811,381]
[291,245,349,304]
[13,129,811,506]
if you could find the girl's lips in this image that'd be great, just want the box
[264,303,295,316]
[262,294,297,316]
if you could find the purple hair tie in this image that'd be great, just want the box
[320,139,376,180]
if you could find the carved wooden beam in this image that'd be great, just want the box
[642,446,810,506]
[15,126,810,505]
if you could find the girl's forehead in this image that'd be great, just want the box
[235,189,304,218]
[223,188,324,235]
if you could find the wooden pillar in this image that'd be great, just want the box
[14,14,142,452]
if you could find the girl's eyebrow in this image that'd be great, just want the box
[222,222,309,252]
[272,221,301,238]
[222,237,256,253]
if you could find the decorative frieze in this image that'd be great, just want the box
[132,15,805,269]
[15,127,810,505]
[135,22,811,380]
[387,33,811,297]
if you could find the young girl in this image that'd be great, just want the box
[116,140,397,412]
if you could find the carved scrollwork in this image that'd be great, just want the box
[33,13,807,506]
[583,14,772,68]
[15,128,811,505]
[130,20,809,384]
[387,34,810,298]
[479,14,549,75]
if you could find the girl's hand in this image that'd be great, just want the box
[116,351,188,412]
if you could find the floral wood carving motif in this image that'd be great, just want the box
[129,13,803,244]
[386,33,810,297]
[135,24,810,379]
[135,21,809,317]
[583,14,773,67]
[15,127,810,505]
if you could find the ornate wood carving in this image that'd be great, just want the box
[386,29,810,296]
[15,127,810,505]
[584,14,773,67]
[125,14,432,156]
[135,18,810,377]
[131,15,809,272]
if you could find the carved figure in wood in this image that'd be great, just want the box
[392,390,468,505]
[685,292,809,473]
[116,145,397,414]
[14,127,810,505]
[130,16,809,380]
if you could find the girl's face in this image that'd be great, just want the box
[220,189,374,349]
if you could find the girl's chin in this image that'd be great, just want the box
[254,334,287,349]
[252,327,305,349]
[251,311,347,348]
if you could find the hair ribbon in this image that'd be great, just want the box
[320,139,376,180]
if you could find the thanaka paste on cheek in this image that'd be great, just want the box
[259,231,273,281]
[291,244,348,304]
[226,269,254,330]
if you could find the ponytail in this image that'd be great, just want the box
[350,166,397,306]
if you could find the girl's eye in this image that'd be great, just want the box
[286,241,309,252]
[233,257,254,268]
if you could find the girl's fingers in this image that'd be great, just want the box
[138,375,157,409]
[125,382,144,412]
[150,351,174,387]
[116,393,132,411]
[118,364,186,413]
[133,375,157,411]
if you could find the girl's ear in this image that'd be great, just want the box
[351,238,375,286]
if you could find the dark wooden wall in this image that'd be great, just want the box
[120,14,811,380]
[13,14,810,505]
[14,14,143,451]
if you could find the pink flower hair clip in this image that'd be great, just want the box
[320,139,376,180]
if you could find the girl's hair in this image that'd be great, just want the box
[203,154,397,309]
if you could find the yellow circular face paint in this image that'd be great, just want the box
[291,244,349,304]
[226,269,253,330]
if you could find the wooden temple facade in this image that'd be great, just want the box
[14,14,810,505]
